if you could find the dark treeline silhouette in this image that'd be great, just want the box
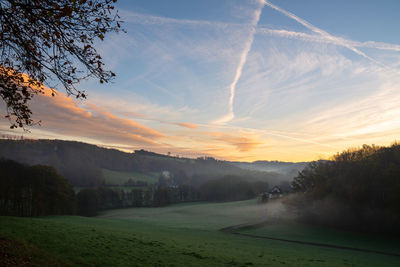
[76,187,121,216]
[73,172,271,215]
[0,157,272,217]
[76,175,269,215]
[199,175,269,202]
[0,159,75,216]
[288,144,400,235]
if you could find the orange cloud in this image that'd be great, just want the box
[208,132,263,152]
[219,136,262,152]
[0,83,269,160]
[5,87,166,147]
[173,122,198,129]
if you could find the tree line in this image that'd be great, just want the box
[1,158,271,217]
[76,173,270,216]
[0,159,75,216]
[288,143,400,235]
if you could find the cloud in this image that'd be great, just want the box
[87,94,201,130]
[121,10,240,29]
[173,122,198,129]
[221,136,262,152]
[89,93,199,122]
[209,131,263,152]
[0,87,165,148]
[3,2,400,163]
[213,113,235,125]
[302,79,400,140]
[262,0,382,66]
[214,0,265,124]
[124,9,400,55]
[257,27,400,52]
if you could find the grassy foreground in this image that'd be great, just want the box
[1,200,400,266]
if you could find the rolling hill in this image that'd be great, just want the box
[0,139,303,188]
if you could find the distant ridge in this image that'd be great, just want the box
[0,139,296,187]
[229,160,308,175]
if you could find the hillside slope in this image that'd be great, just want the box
[0,139,290,187]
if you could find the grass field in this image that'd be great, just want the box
[236,221,400,255]
[1,200,400,266]
[102,169,158,185]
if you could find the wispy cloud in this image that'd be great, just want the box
[0,87,164,148]
[262,0,382,66]
[214,0,265,124]
[173,122,198,129]
[121,10,242,29]
[302,78,400,139]
[3,1,400,163]
[210,131,263,152]
[257,27,400,52]
[124,10,400,54]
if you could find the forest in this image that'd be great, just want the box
[0,159,75,216]
[289,143,400,235]
[0,158,274,216]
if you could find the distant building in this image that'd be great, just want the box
[162,170,171,179]
[258,186,283,203]
[268,186,283,199]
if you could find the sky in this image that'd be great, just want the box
[2,0,400,162]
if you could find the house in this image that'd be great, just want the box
[268,186,283,199]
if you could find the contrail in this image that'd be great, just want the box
[262,0,382,65]
[125,9,400,53]
[214,1,265,124]
[122,10,241,29]
[257,27,400,52]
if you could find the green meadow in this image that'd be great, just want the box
[237,221,400,255]
[1,199,400,266]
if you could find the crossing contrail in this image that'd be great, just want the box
[257,28,400,52]
[263,0,382,65]
[125,9,400,53]
[215,0,398,125]
[214,0,265,124]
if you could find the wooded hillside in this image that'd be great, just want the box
[0,139,288,187]
[288,143,400,235]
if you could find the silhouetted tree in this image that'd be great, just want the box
[199,175,257,202]
[143,188,153,206]
[76,188,99,216]
[289,144,400,234]
[97,186,121,209]
[0,0,123,128]
[152,187,171,207]
[0,159,75,216]
[131,189,143,207]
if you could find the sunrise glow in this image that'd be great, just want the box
[2,0,400,162]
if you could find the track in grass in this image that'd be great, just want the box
[221,222,400,258]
